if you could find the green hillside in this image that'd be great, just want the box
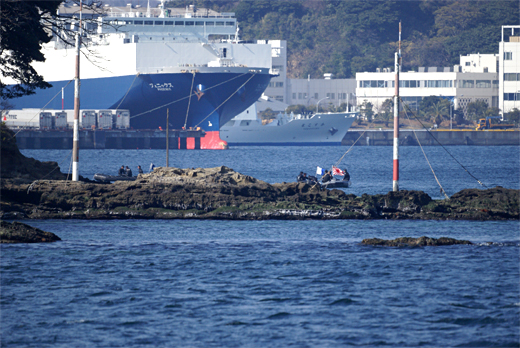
[167,0,519,78]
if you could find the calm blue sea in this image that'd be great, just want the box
[2,146,519,347]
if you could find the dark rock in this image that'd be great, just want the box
[1,123,68,181]
[0,221,61,243]
[361,236,473,247]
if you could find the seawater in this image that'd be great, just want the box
[2,146,519,347]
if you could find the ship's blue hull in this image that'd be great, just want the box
[9,72,272,131]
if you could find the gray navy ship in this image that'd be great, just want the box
[220,104,356,145]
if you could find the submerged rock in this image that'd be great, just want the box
[361,236,473,247]
[0,221,61,243]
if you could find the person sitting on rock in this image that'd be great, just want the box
[137,165,144,174]
[297,171,305,182]
[118,165,125,176]
[125,166,133,177]
[321,170,332,183]
[308,175,318,185]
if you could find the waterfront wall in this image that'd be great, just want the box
[343,130,520,146]
[15,129,204,150]
[12,129,520,149]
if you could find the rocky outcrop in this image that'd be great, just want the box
[0,221,61,243]
[0,166,518,221]
[1,123,68,181]
[1,127,518,221]
[362,236,473,247]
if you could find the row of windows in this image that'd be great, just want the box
[504,73,520,81]
[504,52,513,60]
[268,82,284,88]
[113,20,234,27]
[504,93,520,101]
[359,80,498,89]
[359,80,453,88]
[291,92,349,100]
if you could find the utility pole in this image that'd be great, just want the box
[72,0,82,181]
[393,22,401,192]
[166,108,169,167]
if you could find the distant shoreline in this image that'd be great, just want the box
[344,129,519,146]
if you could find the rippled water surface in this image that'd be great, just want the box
[4,146,519,346]
[2,220,519,347]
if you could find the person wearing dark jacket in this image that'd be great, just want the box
[342,168,350,182]
[125,166,133,177]
[118,165,125,176]
[321,170,332,183]
[137,165,144,174]
[297,172,305,182]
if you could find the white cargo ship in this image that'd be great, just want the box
[220,104,356,145]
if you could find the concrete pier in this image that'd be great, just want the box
[343,129,519,146]
[15,129,206,150]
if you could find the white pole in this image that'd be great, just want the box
[393,22,401,192]
[72,0,82,181]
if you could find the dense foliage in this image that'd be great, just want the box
[167,0,518,78]
[0,1,61,100]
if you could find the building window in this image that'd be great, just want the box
[426,80,452,88]
[461,80,474,88]
[275,82,284,87]
[298,92,302,99]
[360,80,385,88]
[314,93,318,100]
[292,93,296,100]
[493,80,499,88]
[275,96,284,102]
[504,73,520,81]
[504,52,513,60]
[272,65,284,71]
[399,80,419,88]
[304,93,308,99]
[465,62,471,66]
[504,93,520,101]
[476,80,491,88]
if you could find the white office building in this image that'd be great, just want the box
[356,55,499,117]
[499,25,520,115]
[260,40,288,103]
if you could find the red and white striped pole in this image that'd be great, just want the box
[72,0,82,181]
[393,22,401,192]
